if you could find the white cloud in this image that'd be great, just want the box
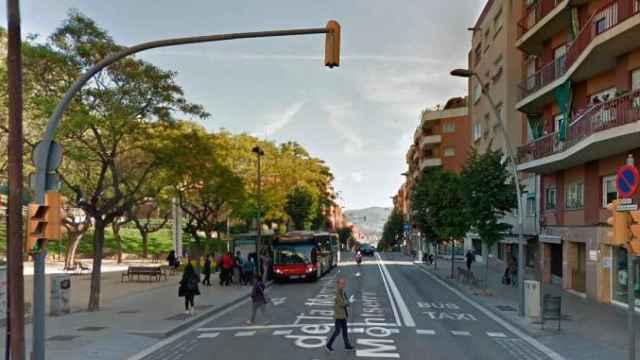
[260,100,305,137]
[351,172,363,183]
[323,102,366,157]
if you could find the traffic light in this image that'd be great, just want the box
[627,210,640,256]
[606,200,631,246]
[324,20,341,68]
[26,192,63,253]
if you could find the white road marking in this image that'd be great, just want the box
[451,330,471,336]
[375,255,401,326]
[197,322,400,333]
[487,332,508,338]
[415,266,567,360]
[376,253,416,327]
[273,330,292,336]
[416,329,436,335]
[197,333,220,339]
[234,331,256,337]
[271,297,286,306]
[348,327,364,334]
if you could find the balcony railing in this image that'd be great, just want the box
[517,0,562,39]
[518,0,640,100]
[518,89,640,163]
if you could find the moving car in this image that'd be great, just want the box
[360,244,375,256]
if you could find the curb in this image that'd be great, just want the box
[126,281,272,339]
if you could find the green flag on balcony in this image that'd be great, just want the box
[570,7,580,40]
[553,80,572,141]
[526,113,544,139]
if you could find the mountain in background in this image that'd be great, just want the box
[344,207,392,236]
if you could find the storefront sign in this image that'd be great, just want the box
[602,257,612,269]
[539,234,562,244]
[589,250,598,261]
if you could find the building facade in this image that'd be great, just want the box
[515,0,640,309]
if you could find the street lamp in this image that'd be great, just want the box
[252,145,265,277]
[451,68,526,317]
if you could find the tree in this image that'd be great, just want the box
[461,148,516,290]
[284,183,318,230]
[129,199,170,259]
[412,168,470,277]
[380,208,404,251]
[62,207,91,270]
[45,12,207,311]
[337,226,353,250]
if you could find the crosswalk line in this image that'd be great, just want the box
[197,333,220,339]
[416,329,436,335]
[348,328,365,334]
[273,330,292,336]
[451,330,471,336]
[234,331,256,337]
[487,332,508,338]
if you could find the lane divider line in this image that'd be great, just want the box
[375,254,402,326]
[273,330,292,336]
[234,331,256,337]
[415,265,567,360]
[197,333,220,339]
[376,253,416,327]
[451,330,471,336]
[196,322,400,332]
[416,329,436,335]
[487,332,508,338]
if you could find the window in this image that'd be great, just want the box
[632,68,640,91]
[526,197,536,217]
[473,122,482,141]
[484,27,490,40]
[473,83,482,104]
[493,55,503,82]
[494,9,503,35]
[554,114,563,132]
[444,147,456,157]
[595,17,607,35]
[603,175,618,208]
[443,123,456,133]
[474,44,482,65]
[483,113,491,137]
[545,187,557,210]
[495,103,503,128]
[565,182,584,209]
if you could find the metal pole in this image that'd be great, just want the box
[628,254,636,360]
[473,73,526,317]
[6,0,26,358]
[28,26,335,356]
[256,150,263,276]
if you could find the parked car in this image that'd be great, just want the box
[360,244,375,256]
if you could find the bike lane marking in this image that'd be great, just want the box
[376,253,415,327]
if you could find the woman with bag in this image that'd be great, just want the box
[179,262,201,315]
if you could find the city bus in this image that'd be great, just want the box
[272,231,338,282]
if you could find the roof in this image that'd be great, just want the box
[473,0,496,29]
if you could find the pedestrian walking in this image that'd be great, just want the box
[202,255,212,286]
[235,251,244,284]
[167,250,177,268]
[179,262,200,315]
[325,278,354,352]
[246,273,270,325]
[465,250,475,271]
[242,256,255,285]
[221,252,234,286]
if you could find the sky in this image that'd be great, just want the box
[2,0,485,210]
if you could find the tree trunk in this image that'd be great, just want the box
[64,231,84,270]
[88,221,105,312]
[112,223,123,264]
[142,232,149,259]
[483,241,490,292]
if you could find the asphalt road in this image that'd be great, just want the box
[130,252,565,360]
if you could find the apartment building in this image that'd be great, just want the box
[515,0,640,308]
[393,97,470,253]
[467,0,541,265]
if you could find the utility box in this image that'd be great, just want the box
[50,274,71,316]
[524,280,541,318]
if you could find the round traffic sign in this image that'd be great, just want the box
[615,164,640,198]
[31,141,64,171]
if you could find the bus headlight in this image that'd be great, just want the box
[306,265,314,272]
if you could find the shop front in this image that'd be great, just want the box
[610,246,640,311]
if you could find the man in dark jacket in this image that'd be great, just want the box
[202,255,212,286]
[246,273,270,325]
[326,278,354,352]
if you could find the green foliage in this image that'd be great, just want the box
[411,168,470,245]
[461,149,516,249]
[379,208,404,251]
[337,226,353,248]
[285,183,318,230]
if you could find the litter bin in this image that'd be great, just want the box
[50,274,71,316]
[524,280,540,318]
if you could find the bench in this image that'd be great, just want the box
[121,266,168,282]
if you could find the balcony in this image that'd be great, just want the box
[517,0,570,54]
[517,89,640,173]
[517,0,640,112]
[419,158,442,171]
[419,134,442,149]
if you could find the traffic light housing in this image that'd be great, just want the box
[627,210,640,256]
[324,20,341,68]
[606,200,631,246]
[26,192,63,253]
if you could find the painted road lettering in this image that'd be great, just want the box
[356,339,400,358]
[423,311,477,321]
[418,301,477,321]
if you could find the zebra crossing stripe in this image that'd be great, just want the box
[273,330,292,336]
[451,330,471,336]
[234,331,256,337]
[416,329,436,335]
[197,333,220,339]
[487,332,508,338]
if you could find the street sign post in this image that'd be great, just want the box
[616,164,640,199]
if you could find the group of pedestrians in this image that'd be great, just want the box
[219,251,259,286]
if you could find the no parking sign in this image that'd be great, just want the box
[616,164,640,198]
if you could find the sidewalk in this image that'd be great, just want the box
[421,257,640,360]
[0,271,253,360]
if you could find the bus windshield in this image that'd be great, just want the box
[274,244,315,265]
